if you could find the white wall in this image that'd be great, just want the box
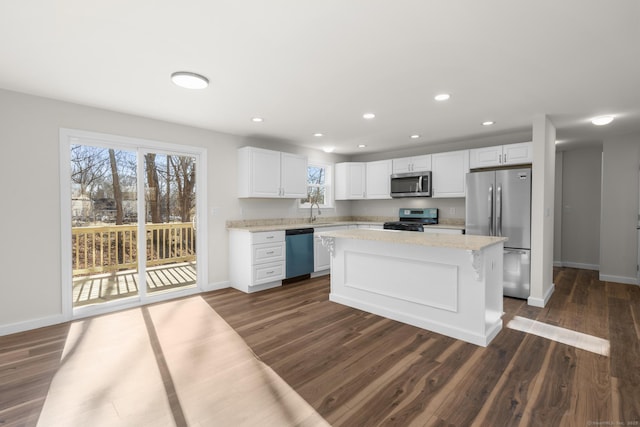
[558,147,602,270]
[349,198,465,222]
[600,133,640,284]
[0,89,346,333]
[554,151,563,266]
[529,115,556,307]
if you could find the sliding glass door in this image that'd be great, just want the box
[62,129,205,316]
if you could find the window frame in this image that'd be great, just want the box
[299,160,334,209]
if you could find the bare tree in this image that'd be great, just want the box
[145,153,162,224]
[108,149,124,225]
[171,155,196,222]
[70,145,109,198]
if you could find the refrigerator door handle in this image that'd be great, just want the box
[497,184,503,236]
[488,185,494,236]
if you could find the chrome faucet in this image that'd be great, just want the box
[309,201,321,223]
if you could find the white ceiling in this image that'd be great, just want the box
[1,1,639,154]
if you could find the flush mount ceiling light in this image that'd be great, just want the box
[482,121,495,126]
[358,144,367,148]
[322,146,335,153]
[251,117,264,123]
[170,71,209,89]
[410,134,420,139]
[314,133,324,137]
[362,113,376,120]
[591,115,614,126]
[434,93,450,101]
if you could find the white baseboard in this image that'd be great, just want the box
[0,314,67,337]
[202,280,231,292]
[310,270,329,278]
[553,261,599,271]
[599,274,639,286]
[528,283,555,308]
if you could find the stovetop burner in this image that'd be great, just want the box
[383,208,438,232]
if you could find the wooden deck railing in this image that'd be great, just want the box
[72,222,196,275]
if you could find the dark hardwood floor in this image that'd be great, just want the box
[202,268,640,426]
[1,268,639,426]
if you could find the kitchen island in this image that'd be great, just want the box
[317,229,507,346]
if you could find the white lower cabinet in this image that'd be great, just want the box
[313,225,349,273]
[229,230,285,293]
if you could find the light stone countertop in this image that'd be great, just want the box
[226,221,382,232]
[316,228,506,251]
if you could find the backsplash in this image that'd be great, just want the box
[226,215,464,228]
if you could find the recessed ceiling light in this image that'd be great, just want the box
[363,113,376,120]
[314,133,324,137]
[410,134,420,139]
[358,144,367,148]
[251,117,264,123]
[434,93,450,101]
[591,115,614,126]
[482,121,495,126]
[323,146,335,153]
[171,71,209,89]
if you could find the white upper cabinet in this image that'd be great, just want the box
[431,150,469,198]
[335,162,366,200]
[237,147,307,198]
[392,154,432,173]
[280,152,308,198]
[469,142,532,169]
[365,160,392,199]
[502,142,533,166]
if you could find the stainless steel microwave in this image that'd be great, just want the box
[390,171,432,197]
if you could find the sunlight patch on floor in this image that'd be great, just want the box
[506,315,610,356]
[37,296,329,427]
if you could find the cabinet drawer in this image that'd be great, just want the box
[253,261,284,284]
[252,230,285,244]
[253,242,285,263]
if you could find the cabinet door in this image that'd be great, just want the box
[432,150,469,198]
[245,147,281,197]
[281,152,308,198]
[392,157,412,174]
[469,145,502,169]
[411,155,432,172]
[365,160,392,199]
[348,163,366,199]
[335,163,365,200]
[502,142,532,166]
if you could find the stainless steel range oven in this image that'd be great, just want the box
[383,208,438,232]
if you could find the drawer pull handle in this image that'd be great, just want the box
[266,270,275,274]
[266,251,274,255]
[266,236,274,239]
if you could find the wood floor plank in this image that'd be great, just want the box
[608,293,640,423]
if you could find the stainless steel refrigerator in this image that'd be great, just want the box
[465,168,531,298]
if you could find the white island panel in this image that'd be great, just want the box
[344,250,459,312]
[320,229,505,346]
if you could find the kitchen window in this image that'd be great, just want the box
[299,161,333,208]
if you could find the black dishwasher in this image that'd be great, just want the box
[285,228,314,278]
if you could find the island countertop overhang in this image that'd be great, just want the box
[316,228,507,251]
